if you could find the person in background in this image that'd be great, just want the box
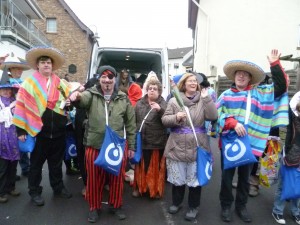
[136,73,147,88]
[0,53,31,180]
[199,73,217,138]
[74,76,98,197]
[272,91,300,225]
[217,49,288,223]
[142,71,159,96]
[162,72,218,221]
[69,65,136,223]
[132,79,168,199]
[12,46,73,206]
[0,68,20,203]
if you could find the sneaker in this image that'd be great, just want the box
[109,207,126,220]
[292,215,300,225]
[132,190,140,197]
[0,195,8,203]
[249,185,259,197]
[168,205,182,214]
[272,212,286,224]
[88,210,99,223]
[54,188,72,199]
[185,208,198,221]
[232,182,237,188]
[31,195,45,206]
[9,189,21,196]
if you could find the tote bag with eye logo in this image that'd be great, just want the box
[221,91,257,170]
[94,102,126,176]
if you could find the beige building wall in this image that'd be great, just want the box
[35,0,93,83]
[193,0,300,79]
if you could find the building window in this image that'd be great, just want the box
[47,18,57,33]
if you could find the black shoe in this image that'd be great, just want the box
[54,188,72,199]
[109,207,126,220]
[236,207,252,223]
[88,210,99,223]
[15,175,21,181]
[31,195,45,206]
[221,208,231,222]
[22,171,29,177]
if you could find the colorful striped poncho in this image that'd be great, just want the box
[217,83,289,156]
[12,71,70,137]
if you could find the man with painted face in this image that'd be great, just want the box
[69,65,136,223]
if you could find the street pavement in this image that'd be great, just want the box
[0,138,286,225]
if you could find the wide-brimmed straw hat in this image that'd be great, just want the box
[0,53,30,71]
[26,46,65,71]
[223,60,265,85]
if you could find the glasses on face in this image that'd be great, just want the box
[186,79,198,84]
[100,73,115,79]
[148,87,158,91]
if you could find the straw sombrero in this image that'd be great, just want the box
[26,46,65,71]
[0,52,30,71]
[223,60,265,85]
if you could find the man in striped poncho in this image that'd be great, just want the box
[217,49,289,223]
[12,46,73,206]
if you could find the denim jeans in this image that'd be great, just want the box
[272,162,300,216]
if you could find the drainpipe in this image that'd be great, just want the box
[191,0,209,75]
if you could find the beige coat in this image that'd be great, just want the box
[162,91,218,162]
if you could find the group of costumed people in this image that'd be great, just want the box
[1,47,300,225]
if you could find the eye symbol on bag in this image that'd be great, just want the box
[224,138,246,161]
[205,162,212,179]
[105,143,123,166]
[68,144,77,157]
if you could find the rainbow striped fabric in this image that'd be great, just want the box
[12,71,70,136]
[217,84,288,156]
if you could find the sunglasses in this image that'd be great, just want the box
[99,73,115,79]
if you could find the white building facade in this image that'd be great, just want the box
[188,0,300,84]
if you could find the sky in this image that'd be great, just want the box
[64,0,193,49]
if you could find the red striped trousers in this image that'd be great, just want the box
[85,146,127,210]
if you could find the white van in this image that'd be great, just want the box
[88,47,169,99]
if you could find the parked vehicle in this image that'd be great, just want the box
[88,47,169,99]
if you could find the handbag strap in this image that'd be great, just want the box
[184,106,200,147]
[139,108,154,132]
[104,101,126,138]
[244,91,251,125]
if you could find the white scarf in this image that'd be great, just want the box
[0,98,15,128]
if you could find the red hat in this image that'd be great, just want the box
[128,83,142,106]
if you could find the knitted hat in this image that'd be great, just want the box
[26,46,65,71]
[223,60,265,85]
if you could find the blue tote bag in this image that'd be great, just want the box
[197,146,213,186]
[221,126,257,169]
[130,108,153,164]
[280,164,300,200]
[184,106,213,186]
[18,135,36,153]
[221,91,257,169]
[94,102,126,176]
[65,131,77,161]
